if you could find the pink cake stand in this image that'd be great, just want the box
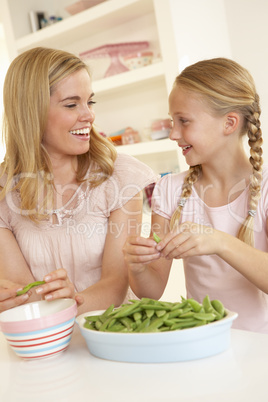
[79,41,149,77]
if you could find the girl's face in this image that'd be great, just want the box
[42,68,95,161]
[168,85,227,167]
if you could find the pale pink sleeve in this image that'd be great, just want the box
[92,153,159,217]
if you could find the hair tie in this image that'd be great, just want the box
[248,209,257,217]
[178,198,187,208]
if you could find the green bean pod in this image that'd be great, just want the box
[16,280,46,296]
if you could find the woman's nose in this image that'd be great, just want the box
[80,106,95,123]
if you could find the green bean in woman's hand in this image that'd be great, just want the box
[16,280,46,296]
[83,295,227,333]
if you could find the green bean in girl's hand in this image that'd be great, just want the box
[153,232,161,243]
[16,281,46,296]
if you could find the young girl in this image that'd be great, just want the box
[0,47,157,314]
[123,58,268,333]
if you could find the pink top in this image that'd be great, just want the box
[152,166,268,333]
[0,153,157,301]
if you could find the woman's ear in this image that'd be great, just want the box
[223,113,240,135]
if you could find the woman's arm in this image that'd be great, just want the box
[123,212,173,300]
[0,228,36,285]
[0,228,76,304]
[75,191,147,314]
[0,279,31,312]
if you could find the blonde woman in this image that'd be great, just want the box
[123,58,268,333]
[0,47,157,314]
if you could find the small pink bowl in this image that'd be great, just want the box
[0,299,77,360]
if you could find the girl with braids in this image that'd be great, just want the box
[0,47,157,313]
[123,58,268,333]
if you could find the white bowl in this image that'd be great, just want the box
[76,309,238,363]
[0,299,77,360]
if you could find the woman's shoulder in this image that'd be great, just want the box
[113,152,158,183]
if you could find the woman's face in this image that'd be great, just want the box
[168,85,227,167]
[42,68,95,161]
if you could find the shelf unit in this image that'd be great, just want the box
[1,0,184,175]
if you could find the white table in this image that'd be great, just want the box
[0,325,267,402]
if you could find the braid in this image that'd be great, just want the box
[170,165,202,230]
[237,95,263,246]
[170,58,263,245]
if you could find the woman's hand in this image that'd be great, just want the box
[34,268,82,304]
[0,279,31,312]
[156,221,219,259]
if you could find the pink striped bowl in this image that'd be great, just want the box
[0,299,77,360]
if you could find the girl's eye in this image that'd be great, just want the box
[88,100,96,106]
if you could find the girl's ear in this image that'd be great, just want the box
[223,113,240,135]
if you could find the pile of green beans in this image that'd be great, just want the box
[83,295,226,333]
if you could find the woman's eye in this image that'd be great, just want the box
[65,104,76,109]
[88,100,96,106]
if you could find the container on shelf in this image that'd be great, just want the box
[121,127,140,145]
[150,118,172,140]
[65,0,107,15]
[122,51,154,70]
[79,42,149,78]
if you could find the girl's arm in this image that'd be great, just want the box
[157,220,268,294]
[123,212,173,300]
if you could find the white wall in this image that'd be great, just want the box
[224,0,268,164]
[0,24,9,163]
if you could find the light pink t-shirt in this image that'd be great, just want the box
[152,165,268,333]
[0,153,157,301]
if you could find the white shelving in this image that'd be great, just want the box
[0,0,183,176]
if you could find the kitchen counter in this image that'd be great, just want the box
[0,325,267,402]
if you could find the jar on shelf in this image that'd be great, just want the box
[150,118,172,140]
[121,127,140,145]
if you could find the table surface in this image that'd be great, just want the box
[0,325,267,402]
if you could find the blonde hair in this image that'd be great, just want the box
[170,58,263,246]
[0,47,116,221]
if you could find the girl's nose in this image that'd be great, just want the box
[169,126,181,141]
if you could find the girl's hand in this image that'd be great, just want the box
[35,268,76,301]
[156,221,219,259]
[0,280,31,312]
[123,236,161,273]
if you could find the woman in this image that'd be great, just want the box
[0,47,157,314]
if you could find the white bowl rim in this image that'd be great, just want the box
[0,299,77,333]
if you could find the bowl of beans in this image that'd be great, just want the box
[76,296,238,363]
